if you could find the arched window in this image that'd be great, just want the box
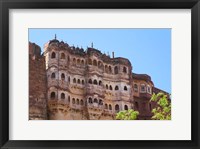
[76,99,80,105]
[94,98,98,103]
[77,59,80,65]
[51,73,55,79]
[109,66,112,74]
[124,105,128,110]
[99,81,102,86]
[82,80,85,85]
[115,86,119,90]
[61,73,65,80]
[80,99,84,105]
[124,86,128,91]
[147,85,151,94]
[106,84,108,89]
[123,67,127,73]
[68,76,70,82]
[50,92,55,99]
[81,60,84,65]
[73,58,76,64]
[61,53,65,59]
[141,84,146,92]
[88,79,92,84]
[105,104,108,109]
[51,52,56,58]
[68,96,70,103]
[73,78,76,83]
[88,58,92,65]
[93,79,98,85]
[115,104,119,111]
[114,66,118,74]
[110,85,113,90]
[134,84,138,92]
[77,79,81,84]
[88,97,92,103]
[105,65,108,73]
[99,99,103,105]
[93,59,97,66]
[61,93,65,99]
[109,104,112,110]
[72,98,75,104]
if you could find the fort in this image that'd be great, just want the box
[29,36,168,120]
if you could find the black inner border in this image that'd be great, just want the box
[0,0,199,148]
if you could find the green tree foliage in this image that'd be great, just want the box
[150,92,171,120]
[116,109,139,120]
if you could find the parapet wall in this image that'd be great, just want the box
[29,42,47,120]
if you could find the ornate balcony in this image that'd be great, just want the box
[139,92,152,100]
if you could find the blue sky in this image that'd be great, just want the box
[29,29,171,93]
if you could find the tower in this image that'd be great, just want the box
[29,42,47,120]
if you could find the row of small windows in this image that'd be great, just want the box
[73,58,85,65]
[51,73,128,91]
[51,73,85,85]
[134,84,151,93]
[50,52,128,74]
[88,97,128,111]
[88,79,102,86]
[73,78,85,85]
[87,79,128,91]
[88,97,103,105]
[50,92,129,111]
[105,84,127,91]
[50,92,85,105]
[51,52,68,60]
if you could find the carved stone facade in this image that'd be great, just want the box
[29,38,168,120]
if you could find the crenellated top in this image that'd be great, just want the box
[29,42,41,57]
[44,38,132,67]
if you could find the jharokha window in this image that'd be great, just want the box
[105,104,108,109]
[93,80,98,85]
[147,85,151,94]
[51,73,55,79]
[73,78,76,83]
[141,84,146,92]
[51,52,56,59]
[88,79,92,84]
[109,104,112,110]
[115,104,119,111]
[77,79,81,84]
[124,86,128,91]
[134,84,138,92]
[93,59,97,66]
[123,66,127,73]
[114,66,118,74]
[88,59,92,65]
[60,53,65,59]
[61,73,65,80]
[124,105,128,110]
[61,93,65,99]
[82,80,85,85]
[50,92,56,99]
